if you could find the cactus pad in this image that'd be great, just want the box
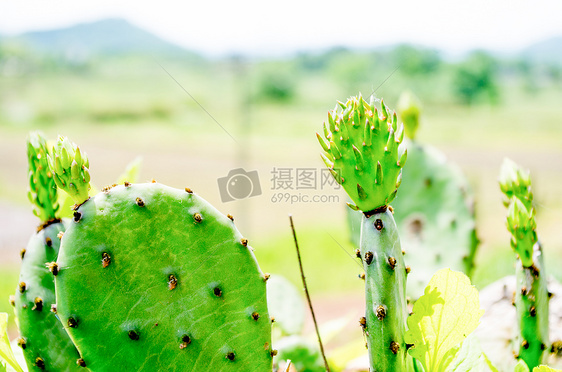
[15,220,83,371]
[317,94,407,212]
[55,183,272,371]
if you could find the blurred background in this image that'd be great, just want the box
[1,0,561,349]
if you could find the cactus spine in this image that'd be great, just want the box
[499,158,549,369]
[318,94,408,371]
[49,137,272,371]
[14,132,82,371]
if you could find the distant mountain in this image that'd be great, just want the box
[7,18,200,59]
[520,36,562,65]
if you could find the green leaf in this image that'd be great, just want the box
[533,366,562,372]
[405,269,484,372]
[0,314,23,372]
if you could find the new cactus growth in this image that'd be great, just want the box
[318,94,408,371]
[499,158,549,370]
[50,136,272,371]
[14,131,82,371]
[347,91,478,298]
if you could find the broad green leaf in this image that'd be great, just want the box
[0,314,23,372]
[534,366,562,372]
[514,360,530,372]
[405,269,484,372]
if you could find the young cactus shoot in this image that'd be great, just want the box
[317,94,407,213]
[48,136,91,205]
[318,94,408,371]
[499,158,549,370]
[27,131,59,222]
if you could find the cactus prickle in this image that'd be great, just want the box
[50,137,272,371]
[15,132,82,371]
[500,158,549,369]
[319,94,408,371]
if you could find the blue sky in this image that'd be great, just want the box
[1,0,562,57]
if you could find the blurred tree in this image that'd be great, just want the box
[391,44,441,75]
[256,67,296,103]
[452,51,499,105]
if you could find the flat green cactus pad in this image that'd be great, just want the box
[317,95,407,212]
[14,220,83,371]
[55,183,272,371]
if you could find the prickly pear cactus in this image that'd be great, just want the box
[347,92,478,298]
[499,158,549,370]
[318,94,408,371]
[50,137,272,371]
[14,132,82,371]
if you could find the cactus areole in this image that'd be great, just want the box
[318,95,408,371]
